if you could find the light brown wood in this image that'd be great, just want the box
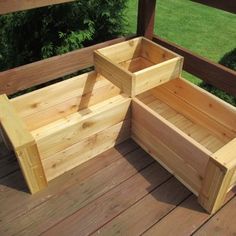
[132,121,202,194]
[150,83,233,144]
[94,51,134,96]
[0,0,76,14]
[0,94,47,193]
[132,98,210,178]
[43,120,130,181]
[94,37,183,96]
[32,95,131,159]
[134,57,183,95]
[11,72,121,130]
[0,94,34,150]
[97,38,142,63]
[162,78,236,133]
[198,159,235,214]
[0,36,132,95]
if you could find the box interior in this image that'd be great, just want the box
[136,78,235,154]
[10,72,122,132]
[98,38,178,73]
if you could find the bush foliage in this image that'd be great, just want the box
[0,0,128,71]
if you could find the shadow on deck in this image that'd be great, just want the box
[0,139,235,235]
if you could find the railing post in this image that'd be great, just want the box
[137,0,157,39]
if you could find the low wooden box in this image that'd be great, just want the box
[94,37,183,96]
[132,77,236,213]
[0,71,131,193]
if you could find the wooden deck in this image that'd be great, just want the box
[0,139,235,236]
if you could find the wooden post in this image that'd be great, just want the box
[0,95,47,193]
[137,0,157,39]
[198,139,236,213]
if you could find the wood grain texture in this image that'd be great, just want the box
[0,141,148,235]
[43,120,130,181]
[0,0,76,14]
[11,72,121,130]
[153,36,236,96]
[94,51,134,96]
[198,158,235,213]
[0,94,34,150]
[32,95,131,159]
[92,178,190,236]
[132,98,210,178]
[0,36,133,95]
[41,163,171,236]
[194,196,236,235]
[0,140,138,225]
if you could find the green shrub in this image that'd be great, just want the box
[0,0,128,71]
[200,48,236,107]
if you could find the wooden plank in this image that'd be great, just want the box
[94,51,134,96]
[132,121,202,195]
[43,120,130,181]
[137,0,157,39]
[11,72,121,131]
[91,178,190,236]
[0,36,133,95]
[32,95,131,159]
[40,163,171,236]
[97,38,142,63]
[134,57,183,95]
[0,94,47,193]
[141,37,180,64]
[153,36,236,96]
[194,196,236,235]
[193,0,236,14]
[0,0,76,14]
[151,84,233,144]
[0,140,138,222]
[198,150,235,213]
[144,188,236,236]
[161,78,236,133]
[0,148,155,235]
[132,98,210,178]
[0,95,34,150]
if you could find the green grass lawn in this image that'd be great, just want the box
[125,0,236,84]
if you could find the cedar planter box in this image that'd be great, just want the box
[0,37,235,214]
[94,37,183,96]
[0,71,131,193]
[132,77,236,214]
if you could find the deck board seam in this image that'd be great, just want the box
[40,162,169,235]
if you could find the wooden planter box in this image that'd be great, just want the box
[0,37,235,214]
[0,71,131,193]
[94,37,183,96]
[132,78,236,214]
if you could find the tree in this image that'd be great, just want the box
[0,0,128,71]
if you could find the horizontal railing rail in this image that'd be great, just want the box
[153,35,236,97]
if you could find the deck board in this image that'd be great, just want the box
[0,139,235,236]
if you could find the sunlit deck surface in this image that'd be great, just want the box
[0,139,235,236]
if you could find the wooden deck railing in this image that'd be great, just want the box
[0,0,235,96]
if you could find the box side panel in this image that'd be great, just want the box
[0,94,47,193]
[97,37,142,63]
[134,57,183,96]
[11,72,122,130]
[43,119,130,181]
[33,97,131,159]
[162,78,236,133]
[131,99,210,176]
[94,52,133,96]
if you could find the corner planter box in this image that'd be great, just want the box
[0,71,131,193]
[94,37,183,96]
[131,77,236,213]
